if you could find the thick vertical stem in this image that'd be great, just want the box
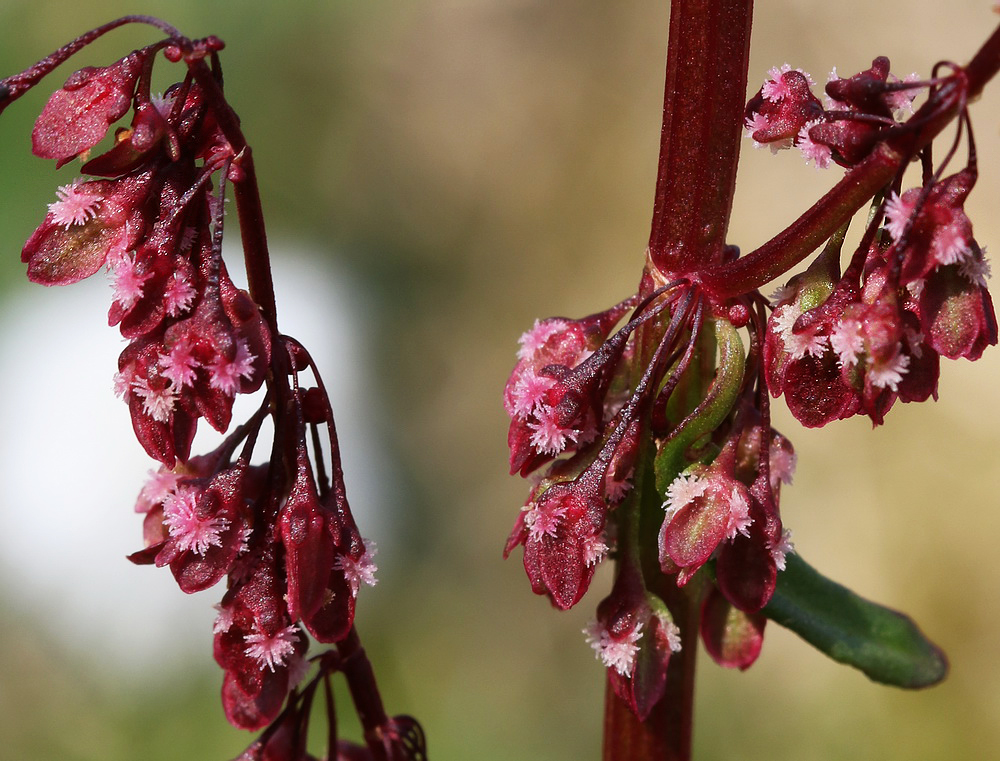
[648,0,754,275]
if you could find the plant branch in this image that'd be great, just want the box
[699,20,1000,299]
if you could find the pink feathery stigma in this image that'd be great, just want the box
[244,624,299,672]
[162,486,229,555]
[48,181,102,228]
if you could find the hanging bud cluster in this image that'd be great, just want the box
[763,84,995,425]
[2,17,423,760]
[504,266,799,712]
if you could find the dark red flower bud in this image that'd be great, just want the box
[518,478,607,610]
[32,50,149,163]
[586,564,681,720]
[699,585,766,670]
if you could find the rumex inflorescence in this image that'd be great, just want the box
[503,49,995,719]
[2,16,423,761]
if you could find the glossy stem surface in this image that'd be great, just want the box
[648,0,754,275]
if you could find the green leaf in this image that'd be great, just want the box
[654,317,745,494]
[763,553,948,688]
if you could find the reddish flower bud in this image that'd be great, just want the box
[21,170,152,286]
[744,67,824,150]
[918,259,998,360]
[585,565,681,721]
[505,301,633,475]
[517,477,607,610]
[699,585,766,670]
[658,455,753,586]
[32,50,148,162]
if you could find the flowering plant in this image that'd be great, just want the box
[502,2,1000,758]
[1,16,423,761]
[4,3,1000,761]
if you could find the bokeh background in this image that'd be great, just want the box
[1,1,999,759]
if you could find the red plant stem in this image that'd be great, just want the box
[337,626,391,760]
[647,0,754,274]
[609,1,753,758]
[700,20,1000,299]
[0,15,181,105]
[185,59,280,330]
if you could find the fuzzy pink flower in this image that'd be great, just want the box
[164,272,197,316]
[244,624,299,672]
[584,619,644,677]
[136,466,182,513]
[160,338,200,387]
[108,251,151,309]
[517,318,570,360]
[48,181,102,228]
[208,340,256,395]
[334,540,379,596]
[524,499,569,543]
[510,369,557,419]
[162,486,230,555]
[130,375,178,422]
[797,121,832,169]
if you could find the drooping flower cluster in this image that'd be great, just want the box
[764,161,995,427]
[504,271,797,710]
[2,17,422,759]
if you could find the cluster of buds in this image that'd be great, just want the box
[504,43,994,720]
[504,270,795,714]
[745,57,922,168]
[2,17,423,760]
[762,76,995,426]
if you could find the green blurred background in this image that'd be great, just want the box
[1,1,999,759]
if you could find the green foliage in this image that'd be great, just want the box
[764,553,948,688]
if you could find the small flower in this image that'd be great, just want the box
[334,539,379,596]
[884,190,918,241]
[130,375,179,422]
[244,624,299,672]
[108,251,152,309]
[770,529,796,571]
[162,486,230,555]
[48,181,102,228]
[518,318,570,360]
[797,120,832,169]
[663,620,683,653]
[112,366,135,398]
[524,499,568,542]
[959,251,991,286]
[773,303,828,359]
[725,486,752,540]
[510,369,557,419]
[885,72,922,118]
[164,272,197,316]
[136,466,182,513]
[160,338,200,387]
[527,403,580,456]
[208,340,256,395]
[213,603,234,634]
[768,434,798,488]
[663,472,708,520]
[583,535,609,567]
[584,619,643,677]
[867,350,910,391]
[830,317,865,368]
